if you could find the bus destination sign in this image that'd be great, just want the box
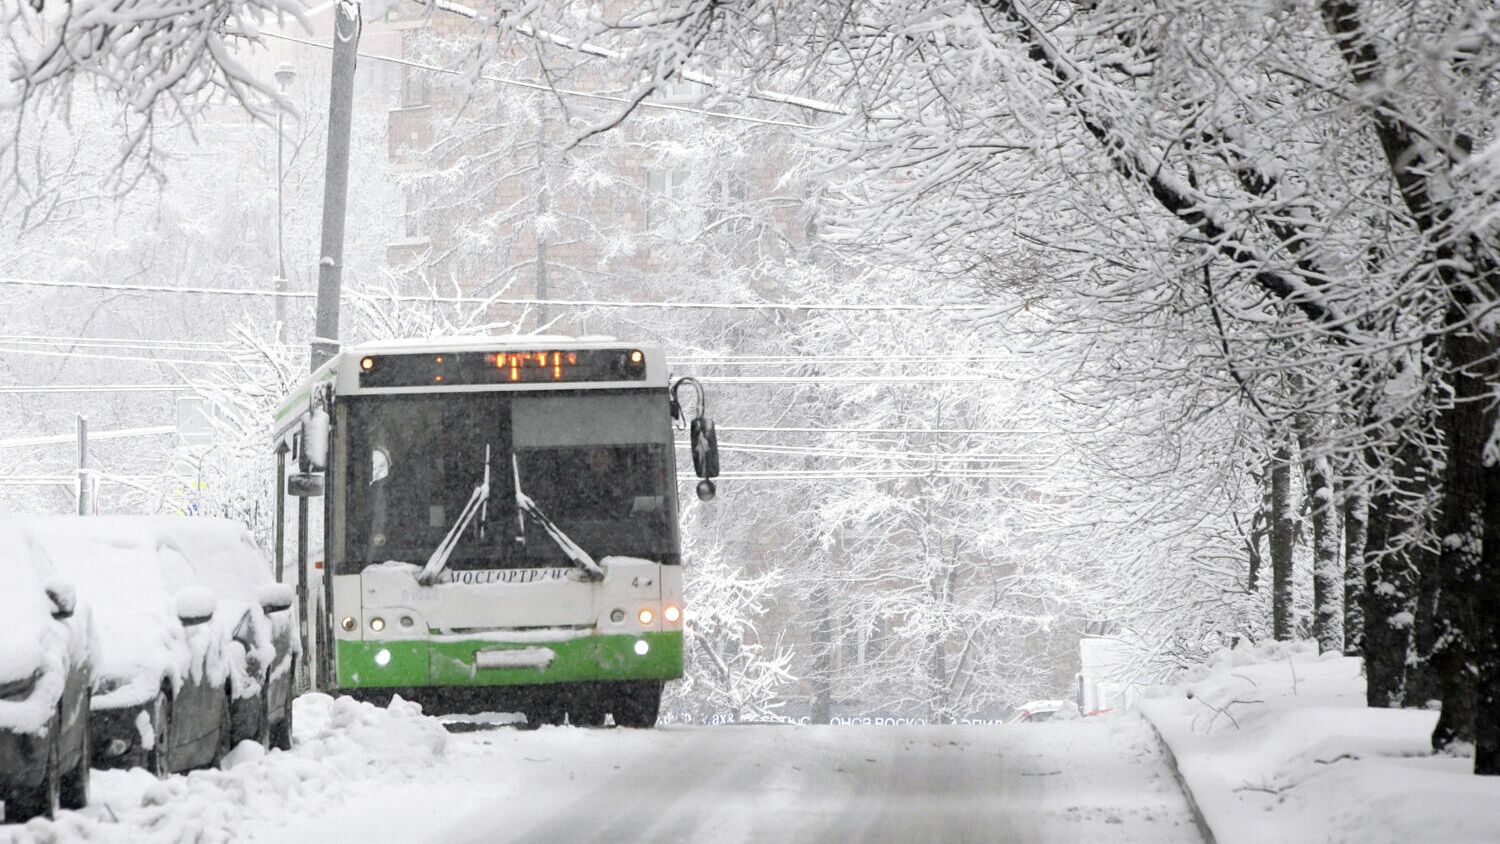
[357,348,647,388]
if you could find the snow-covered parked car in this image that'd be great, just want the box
[23,517,297,776]
[1007,699,1079,724]
[0,522,94,823]
[162,519,298,752]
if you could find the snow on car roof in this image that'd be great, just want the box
[141,516,274,600]
[22,518,185,683]
[16,516,269,701]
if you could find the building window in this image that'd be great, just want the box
[400,189,425,239]
[401,67,432,108]
[644,168,690,231]
[658,77,704,104]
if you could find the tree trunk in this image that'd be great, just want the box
[1428,334,1488,750]
[1405,538,1443,708]
[1476,420,1500,775]
[927,541,959,725]
[1270,440,1297,641]
[1298,425,1342,653]
[1361,429,1425,708]
[1341,479,1368,656]
[809,582,834,725]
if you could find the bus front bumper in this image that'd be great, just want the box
[336,630,683,690]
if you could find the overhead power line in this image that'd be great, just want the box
[0,276,991,314]
[674,441,1054,463]
[718,426,1052,435]
[0,426,177,451]
[0,474,158,487]
[703,471,1043,481]
[0,336,1025,364]
[695,375,1010,384]
[678,355,1019,364]
[0,345,256,368]
[1,343,1022,377]
[0,334,239,351]
[0,477,82,487]
[0,385,191,395]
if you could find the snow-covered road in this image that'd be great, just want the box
[5,696,1201,842]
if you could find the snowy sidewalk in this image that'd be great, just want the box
[1139,642,1500,843]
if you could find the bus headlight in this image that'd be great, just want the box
[340,616,356,632]
[370,617,386,633]
[374,649,392,667]
[664,605,682,623]
[634,640,649,656]
[637,608,655,626]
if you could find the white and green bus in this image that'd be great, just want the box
[271,336,719,727]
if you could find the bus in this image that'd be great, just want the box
[271,336,719,727]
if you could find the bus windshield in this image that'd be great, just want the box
[336,391,680,575]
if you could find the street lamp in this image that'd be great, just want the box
[274,62,297,344]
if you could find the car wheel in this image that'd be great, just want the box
[612,681,663,729]
[60,694,90,810]
[146,692,172,778]
[214,693,235,767]
[7,730,61,822]
[254,691,272,748]
[269,690,294,751]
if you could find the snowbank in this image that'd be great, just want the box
[1140,640,1500,843]
[4,694,448,842]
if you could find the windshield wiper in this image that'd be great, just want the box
[513,454,605,581]
[417,445,491,586]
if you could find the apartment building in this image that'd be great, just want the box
[381,2,812,330]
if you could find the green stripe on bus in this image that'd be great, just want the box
[335,631,684,689]
[274,374,335,425]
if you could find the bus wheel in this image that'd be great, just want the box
[524,696,565,729]
[612,681,662,729]
[569,693,607,728]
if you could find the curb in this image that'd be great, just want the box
[1140,712,1217,844]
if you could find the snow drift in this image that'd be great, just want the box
[1142,640,1500,843]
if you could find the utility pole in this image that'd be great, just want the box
[75,415,92,516]
[809,528,841,725]
[274,63,297,344]
[310,0,361,371]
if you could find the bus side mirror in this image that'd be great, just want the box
[302,408,330,472]
[690,416,719,501]
[287,473,325,497]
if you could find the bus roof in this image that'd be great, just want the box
[273,336,666,435]
[343,334,631,356]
